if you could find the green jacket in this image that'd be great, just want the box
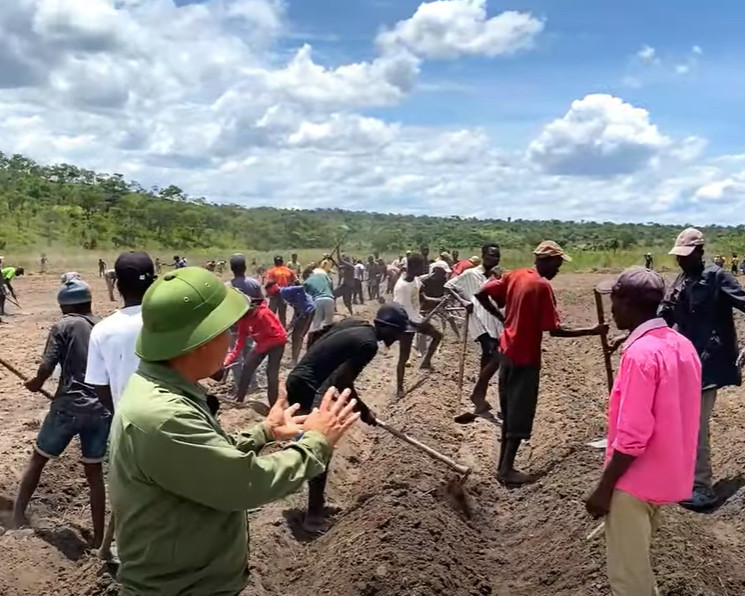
[109,361,331,596]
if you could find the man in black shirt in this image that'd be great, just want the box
[661,227,745,510]
[286,303,409,531]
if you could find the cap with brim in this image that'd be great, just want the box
[533,240,572,262]
[374,302,411,333]
[136,267,249,361]
[115,251,155,284]
[596,266,665,301]
[668,227,704,256]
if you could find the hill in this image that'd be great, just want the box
[2,151,744,260]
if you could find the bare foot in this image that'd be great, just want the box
[497,469,533,488]
[9,512,28,530]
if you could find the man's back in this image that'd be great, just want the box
[228,275,262,300]
[290,319,378,391]
[609,323,701,503]
[85,306,143,407]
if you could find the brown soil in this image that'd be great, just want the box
[2,271,745,595]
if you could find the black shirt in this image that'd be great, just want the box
[42,313,108,415]
[289,318,378,393]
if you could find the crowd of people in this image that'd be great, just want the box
[2,227,744,596]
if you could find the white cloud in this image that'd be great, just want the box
[692,45,703,55]
[377,0,543,59]
[528,94,671,176]
[675,64,690,75]
[637,44,656,63]
[287,114,399,153]
[695,176,745,203]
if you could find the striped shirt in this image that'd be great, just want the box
[445,265,502,341]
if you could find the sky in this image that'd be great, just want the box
[2,0,745,224]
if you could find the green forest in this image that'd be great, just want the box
[1,150,744,259]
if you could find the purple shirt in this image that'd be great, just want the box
[279,286,315,315]
[606,318,702,504]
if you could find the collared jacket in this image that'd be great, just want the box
[109,361,331,596]
[659,264,745,389]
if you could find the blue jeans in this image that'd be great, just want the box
[36,409,112,464]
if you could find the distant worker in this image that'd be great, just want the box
[108,267,357,595]
[154,257,162,274]
[40,254,48,274]
[1,266,24,315]
[98,259,107,277]
[172,255,187,269]
[303,264,335,347]
[289,253,303,277]
[452,255,481,277]
[586,267,700,596]
[334,255,356,316]
[216,259,226,275]
[661,228,745,510]
[265,255,297,327]
[731,253,739,276]
[353,259,366,305]
[714,255,725,268]
[60,272,82,284]
[104,268,117,302]
[205,260,216,272]
[644,253,654,270]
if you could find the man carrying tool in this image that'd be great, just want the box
[98,259,107,277]
[394,253,443,399]
[333,254,356,316]
[265,255,297,327]
[11,279,111,549]
[586,267,700,596]
[660,227,745,510]
[1,266,24,315]
[418,260,459,356]
[85,251,156,561]
[479,241,606,486]
[108,266,359,595]
[286,303,409,531]
[445,244,502,422]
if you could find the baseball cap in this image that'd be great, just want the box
[374,302,411,332]
[229,253,247,269]
[596,266,665,302]
[115,251,155,284]
[136,267,249,361]
[58,279,92,305]
[533,241,572,262]
[669,227,704,256]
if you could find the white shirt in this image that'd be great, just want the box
[354,263,366,281]
[85,305,143,408]
[445,265,503,340]
[393,275,423,324]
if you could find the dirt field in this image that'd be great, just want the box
[3,271,745,595]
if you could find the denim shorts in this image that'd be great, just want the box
[36,409,112,464]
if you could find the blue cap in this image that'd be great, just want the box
[374,302,411,332]
[57,279,92,306]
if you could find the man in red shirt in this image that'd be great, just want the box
[221,297,287,406]
[477,241,606,487]
[265,255,297,328]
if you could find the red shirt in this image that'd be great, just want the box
[266,265,297,288]
[481,268,560,367]
[224,302,287,365]
[452,259,476,276]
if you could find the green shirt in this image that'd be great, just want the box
[109,361,331,596]
[303,271,334,300]
[2,267,15,281]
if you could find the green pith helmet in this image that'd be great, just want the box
[136,267,249,362]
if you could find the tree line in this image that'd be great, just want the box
[1,150,744,255]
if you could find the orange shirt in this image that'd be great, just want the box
[266,265,297,288]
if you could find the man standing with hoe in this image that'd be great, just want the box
[660,227,745,510]
[479,241,606,486]
[109,267,359,595]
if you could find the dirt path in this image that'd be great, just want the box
[2,272,745,595]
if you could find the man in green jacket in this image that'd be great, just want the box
[108,267,360,596]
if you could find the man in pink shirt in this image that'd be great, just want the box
[586,267,701,596]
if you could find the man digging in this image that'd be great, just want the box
[286,303,410,531]
[479,241,606,486]
[109,267,359,595]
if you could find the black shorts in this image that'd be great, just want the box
[498,355,541,440]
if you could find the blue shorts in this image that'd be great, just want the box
[36,409,112,464]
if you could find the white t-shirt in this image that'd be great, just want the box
[393,275,423,324]
[354,263,366,281]
[85,305,143,408]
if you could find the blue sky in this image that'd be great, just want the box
[2,0,745,223]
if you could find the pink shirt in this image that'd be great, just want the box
[606,318,701,504]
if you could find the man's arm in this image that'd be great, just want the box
[550,325,605,338]
[5,280,16,300]
[25,326,61,393]
[719,269,745,314]
[474,288,505,323]
[85,331,114,413]
[138,411,331,512]
[93,386,115,415]
[325,340,378,425]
